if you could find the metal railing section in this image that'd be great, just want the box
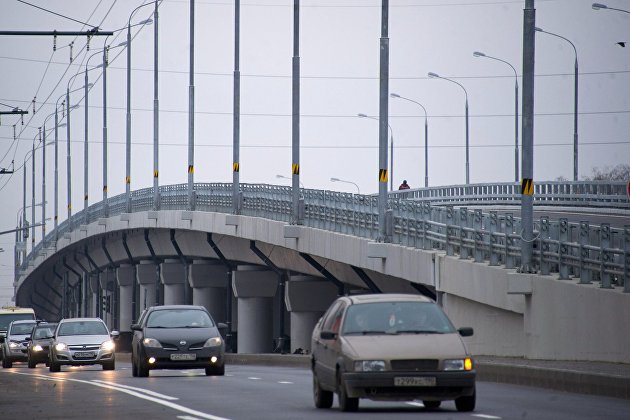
[20,182,629,292]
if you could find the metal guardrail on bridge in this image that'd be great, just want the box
[21,181,630,292]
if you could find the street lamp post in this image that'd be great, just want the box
[390,93,429,187]
[473,51,519,182]
[126,4,155,213]
[358,113,394,191]
[330,177,360,195]
[535,27,579,181]
[276,174,304,189]
[428,71,470,184]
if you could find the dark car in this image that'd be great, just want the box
[26,322,57,368]
[311,294,476,412]
[131,305,226,377]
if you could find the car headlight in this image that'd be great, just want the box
[55,343,67,351]
[354,360,386,372]
[101,340,115,351]
[9,341,20,349]
[142,338,162,348]
[444,357,474,371]
[33,345,44,352]
[203,337,222,347]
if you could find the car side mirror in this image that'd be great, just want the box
[217,322,228,330]
[110,330,120,339]
[130,324,142,331]
[25,337,32,341]
[320,331,336,340]
[458,327,474,337]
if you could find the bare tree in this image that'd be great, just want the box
[585,164,630,181]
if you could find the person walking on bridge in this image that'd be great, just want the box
[398,180,410,190]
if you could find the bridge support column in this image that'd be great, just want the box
[285,276,338,353]
[189,260,227,322]
[89,274,100,318]
[161,259,186,305]
[99,269,115,329]
[116,264,135,351]
[232,266,278,353]
[137,261,159,310]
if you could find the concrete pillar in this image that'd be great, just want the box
[285,275,339,353]
[137,260,159,310]
[89,274,100,317]
[116,264,135,352]
[189,260,227,323]
[232,266,278,354]
[161,259,186,305]
[99,269,115,328]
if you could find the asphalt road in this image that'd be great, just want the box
[1,361,629,419]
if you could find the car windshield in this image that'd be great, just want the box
[33,325,56,339]
[9,322,36,335]
[58,321,108,336]
[0,313,35,330]
[146,309,213,328]
[341,301,456,335]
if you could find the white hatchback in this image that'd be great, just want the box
[49,318,119,372]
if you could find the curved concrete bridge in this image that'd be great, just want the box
[14,183,630,364]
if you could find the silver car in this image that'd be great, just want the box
[1,320,37,368]
[311,294,476,412]
[49,318,119,372]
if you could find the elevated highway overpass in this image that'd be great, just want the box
[13,181,630,364]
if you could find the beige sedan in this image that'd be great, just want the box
[311,294,476,412]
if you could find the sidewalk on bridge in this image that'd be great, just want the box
[116,352,630,399]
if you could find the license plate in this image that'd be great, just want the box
[170,353,196,361]
[73,351,95,358]
[394,377,436,387]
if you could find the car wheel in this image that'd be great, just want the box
[313,373,333,409]
[49,359,61,372]
[131,355,138,377]
[27,357,36,369]
[2,357,12,368]
[423,400,441,409]
[102,361,115,371]
[205,364,225,376]
[455,388,476,412]
[337,371,359,412]
[137,358,150,377]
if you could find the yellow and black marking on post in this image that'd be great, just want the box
[153,170,159,178]
[521,178,534,195]
[67,204,72,211]
[233,162,240,172]
[125,175,131,185]
[292,163,300,175]
[188,165,194,174]
[103,185,108,193]
[84,194,88,201]
[379,169,388,183]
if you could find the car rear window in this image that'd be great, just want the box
[33,326,56,339]
[146,309,213,328]
[342,301,456,335]
[58,321,108,336]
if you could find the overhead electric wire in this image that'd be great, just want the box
[16,0,99,28]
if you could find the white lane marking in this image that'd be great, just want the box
[91,380,180,400]
[405,401,424,407]
[4,371,231,420]
[472,415,502,419]
[225,374,234,377]
[277,381,293,384]
[247,377,261,380]
[178,417,204,420]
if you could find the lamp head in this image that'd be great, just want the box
[390,93,401,98]
[473,51,486,57]
[534,27,543,32]
[330,177,340,182]
[117,41,129,47]
[357,113,368,118]
[592,3,608,10]
[139,18,153,25]
[428,72,440,78]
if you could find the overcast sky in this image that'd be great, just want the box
[0,0,628,306]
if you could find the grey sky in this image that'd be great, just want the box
[0,0,629,306]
